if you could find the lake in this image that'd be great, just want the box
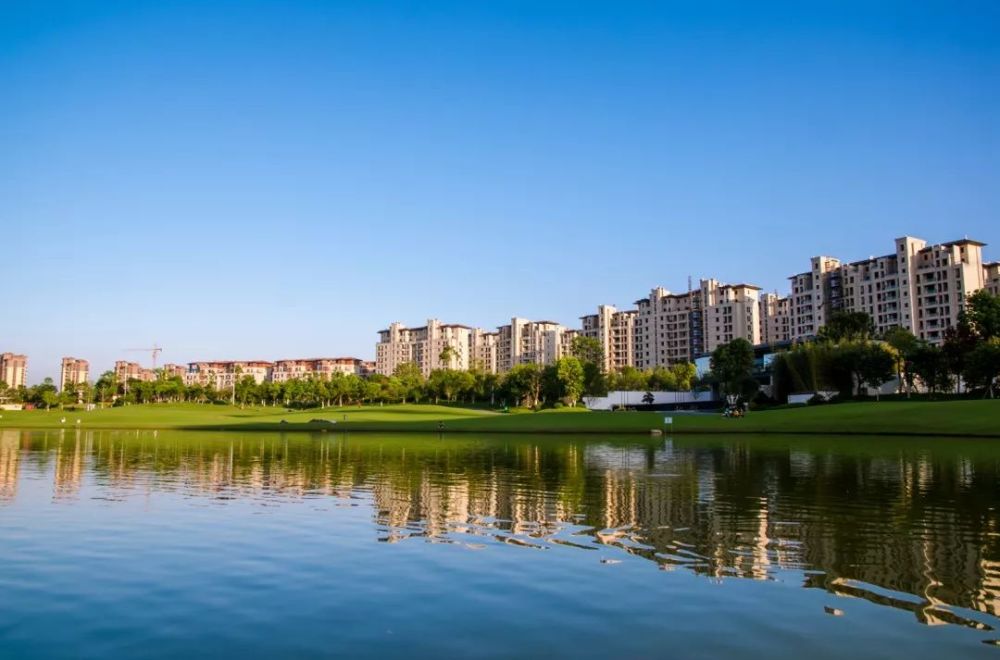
[1,428,998,658]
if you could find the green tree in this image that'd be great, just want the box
[964,338,1000,398]
[554,356,585,406]
[883,327,919,395]
[393,362,425,403]
[857,343,895,401]
[710,339,756,399]
[608,366,648,391]
[818,311,875,343]
[234,375,258,407]
[909,343,952,395]
[569,336,603,368]
[503,363,543,408]
[963,289,1000,341]
[439,346,459,370]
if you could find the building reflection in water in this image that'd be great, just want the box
[5,429,1000,629]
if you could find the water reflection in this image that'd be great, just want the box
[2,428,999,634]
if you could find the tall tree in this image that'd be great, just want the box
[710,338,756,400]
[818,311,875,343]
[554,356,585,406]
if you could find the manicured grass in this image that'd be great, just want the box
[1,400,998,437]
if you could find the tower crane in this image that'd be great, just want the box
[125,344,163,370]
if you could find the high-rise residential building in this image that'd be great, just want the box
[375,320,475,377]
[271,358,367,382]
[59,358,89,389]
[788,256,843,341]
[469,329,499,374]
[114,361,156,383]
[986,262,1000,296]
[495,318,575,373]
[184,361,273,389]
[0,353,27,390]
[634,279,761,368]
[580,305,637,372]
[788,237,988,344]
[759,293,792,346]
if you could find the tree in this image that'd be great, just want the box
[964,339,1000,398]
[710,339,756,399]
[818,311,875,343]
[608,366,648,391]
[570,336,603,369]
[439,346,459,370]
[883,327,919,395]
[857,344,895,400]
[393,362,425,403]
[908,343,952,395]
[963,289,1000,341]
[554,357,585,406]
[503,363,542,408]
[234,375,257,407]
[642,391,655,405]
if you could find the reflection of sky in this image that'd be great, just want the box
[0,429,998,657]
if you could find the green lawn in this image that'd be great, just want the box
[1,400,998,437]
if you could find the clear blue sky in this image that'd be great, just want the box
[3,1,998,384]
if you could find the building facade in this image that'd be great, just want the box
[495,318,575,373]
[0,353,27,390]
[271,358,366,382]
[59,358,90,389]
[184,361,273,389]
[788,237,988,344]
[634,279,762,368]
[114,361,156,383]
[375,320,475,377]
[470,329,499,374]
[580,305,637,372]
[986,262,1000,297]
[759,293,792,345]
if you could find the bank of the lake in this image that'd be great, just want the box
[1,399,998,437]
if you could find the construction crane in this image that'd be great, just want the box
[126,344,163,370]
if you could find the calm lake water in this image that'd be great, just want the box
[1,429,999,658]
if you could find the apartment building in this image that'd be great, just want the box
[0,353,27,390]
[759,293,792,345]
[271,358,367,382]
[375,320,475,377]
[59,358,89,389]
[788,256,842,341]
[580,305,637,372]
[114,361,156,383]
[470,329,499,374]
[184,361,273,389]
[494,318,576,373]
[986,262,1000,296]
[788,237,988,344]
[162,363,188,379]
[634,279,761,368]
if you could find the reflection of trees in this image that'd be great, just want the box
[9,430,1000,627]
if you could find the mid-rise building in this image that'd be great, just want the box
[0,353,27,390]
[162,363,188,379]
[271,358,366,382]
[580,305,637,372]
[759,293,792,345]
[375,320,475,377]
[635,279,761,368]
[986,262,1000,297]
[495,318,575,373]
[470,329,499,374]
[184,361,273,389]
[59,358,89,389]
[114,361,156,383]
[788,237,987,344]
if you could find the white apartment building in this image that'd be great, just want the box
[375,320,474,377]
[59,358,89,389]
[0,353,27,390]
[495,318,575,373]
[759,293,792,345]
[184,361,273,389]
[634,279,761,368]
[580,305,637,372]
[788,237,988,344]
[271,358,366,382]
[986,262,1000,296]
[470,329,499,374]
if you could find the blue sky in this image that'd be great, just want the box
[3,1,998,383]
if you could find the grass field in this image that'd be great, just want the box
[1,400,998,437]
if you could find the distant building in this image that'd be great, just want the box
[635,279,761,368]
[114,361,156,383]
[59,357,89,389]
[162,363,188,379]
[495,318,575,373]
[271,358,367,382]
[184,361,273,389]
[788,237,988,344]
[375,320,475,377]
[986,262,1000,297]
[580,305,637,372]
[759,293,792,346]
[470,329,499,374]
[0,353,27,390]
